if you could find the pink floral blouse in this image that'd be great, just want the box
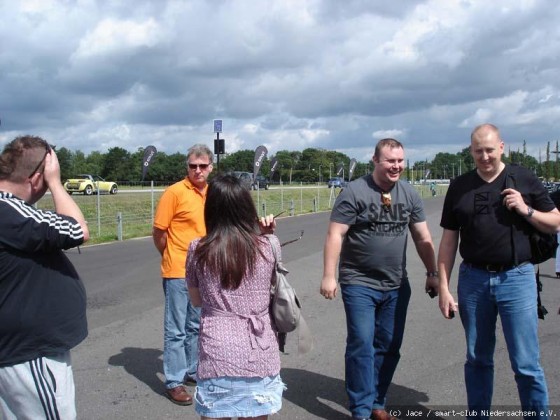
[185,235,281,379]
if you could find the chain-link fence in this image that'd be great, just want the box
[37,182,441,245]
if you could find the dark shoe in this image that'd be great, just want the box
[372,409,397,420]
[165,386,193,406]
[184,376,197,386]
[556,272,560,278]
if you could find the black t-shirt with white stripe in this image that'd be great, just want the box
[0,192,87,367]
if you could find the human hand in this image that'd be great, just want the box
[42,147,62,188]
[425,274,439,298]
[438,290,458,319]
[501,188,527,216]
[258,214,276,234]
[320,276,338,300]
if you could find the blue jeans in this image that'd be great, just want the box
[341,282,411,419]
[458,262,549,419]
[162,278,201,389]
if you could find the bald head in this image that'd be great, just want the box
[471,123,501,144]
[470,123,504,179]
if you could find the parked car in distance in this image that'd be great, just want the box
[327,177,346,188]
[64,174,118,195]
[230,171,253,190]
[543,181,560,194]
[252,175,269,190]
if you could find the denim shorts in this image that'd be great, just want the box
[194,375,285,418]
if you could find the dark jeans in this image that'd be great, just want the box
[341,282,411,418]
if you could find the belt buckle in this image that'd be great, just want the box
[485,264,501,273]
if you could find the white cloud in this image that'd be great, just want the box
[74,18,161,58]
[2,0,560,162]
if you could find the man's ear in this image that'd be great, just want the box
[28,172,42,191]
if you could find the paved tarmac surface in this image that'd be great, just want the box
[66,195,560,419]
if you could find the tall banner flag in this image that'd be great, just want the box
[336,163,344,177]
[269,156,278,180]
[141,145,157,181]
[253,145,268,180]
[348,158,357,181]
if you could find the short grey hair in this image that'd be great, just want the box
[186,144,213,165]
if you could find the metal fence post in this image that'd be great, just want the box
[290,199,295,216]
[117,212,123,241]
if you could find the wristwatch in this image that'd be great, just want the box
[526,206,534,218]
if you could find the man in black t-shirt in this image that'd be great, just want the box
[438,124,560,419]
[0,136,89,419]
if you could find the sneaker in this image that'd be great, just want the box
[165,386,193,406]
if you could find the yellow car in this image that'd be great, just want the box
[64,174,118,195]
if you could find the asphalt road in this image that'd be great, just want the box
[68,196,560,419]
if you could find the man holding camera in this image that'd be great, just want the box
[438,123,560,418]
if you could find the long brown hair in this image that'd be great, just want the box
[194,174,264,289]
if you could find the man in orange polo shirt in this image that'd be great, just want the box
[153,144,213,406]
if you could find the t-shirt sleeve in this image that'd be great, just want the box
[330,187,356,225]
[526,170,555,212]
[153,188,177,231]
[409,187,426,224]
[0,203,84,252]
[440,178,460,230]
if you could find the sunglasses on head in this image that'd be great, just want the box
[381,192,391,211]
[28,144,55,178]
[188,163,210,170]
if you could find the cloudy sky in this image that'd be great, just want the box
[1,0,560,164]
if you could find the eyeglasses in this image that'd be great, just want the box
[381,192,391,212]
[188,163,211,171]
[28,144,55,178]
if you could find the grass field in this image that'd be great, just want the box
[36,183,444,245]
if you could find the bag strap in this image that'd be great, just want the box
[504,166,519,266]
[265,235,279,287]
[506,166,547,319]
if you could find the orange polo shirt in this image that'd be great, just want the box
[154,178,207,278]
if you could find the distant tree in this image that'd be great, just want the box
[56,147,73,181]
[458,147,473,172]
[554,140,560,181]
[274,150,302,183]
[220,150,256,174]
[164,152,188,182]
[84,151,104,175]
[102,147,134,181]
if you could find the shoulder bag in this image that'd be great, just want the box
[266,235,313,353]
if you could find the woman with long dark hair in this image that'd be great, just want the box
[186,174,283,420]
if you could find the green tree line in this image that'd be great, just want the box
[56,141,560,184]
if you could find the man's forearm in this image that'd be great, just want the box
[50,183,89,241]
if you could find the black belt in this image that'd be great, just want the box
[465,261,531,273]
